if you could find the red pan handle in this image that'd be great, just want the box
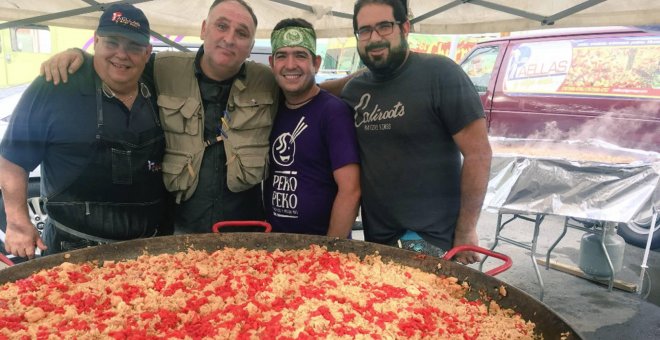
[212,220,272,233]
[443,245,512,276]
[0,253,14,267]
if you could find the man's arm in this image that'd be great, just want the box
[319,68,366,97]
[452,118,492,264]
[326,163,361,238]
[319,76,352,97]
[40,48,87,85]
[0,156,46,258]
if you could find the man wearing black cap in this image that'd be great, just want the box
[0,3,168,258]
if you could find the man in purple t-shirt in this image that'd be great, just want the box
[264,19,360,237]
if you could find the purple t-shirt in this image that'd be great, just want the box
[264,89,359,235]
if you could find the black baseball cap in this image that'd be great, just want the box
[96,4,150,46]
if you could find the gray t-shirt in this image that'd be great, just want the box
[341,52,484,250]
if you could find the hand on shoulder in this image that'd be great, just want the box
[40,48,86,85]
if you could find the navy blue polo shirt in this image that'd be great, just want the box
[0,59,159,198]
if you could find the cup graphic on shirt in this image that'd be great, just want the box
[272,117,308,167]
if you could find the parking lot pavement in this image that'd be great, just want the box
[0,84,28,114]
[475,211,660,340]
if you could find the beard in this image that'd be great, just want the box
[358,34,409,77]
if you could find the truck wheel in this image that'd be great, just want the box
[617,219,660,250]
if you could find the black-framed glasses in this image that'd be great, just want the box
[355,21,401,41]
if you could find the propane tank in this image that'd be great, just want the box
[578,221,626,278]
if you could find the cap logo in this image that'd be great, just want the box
[110,10,141,29]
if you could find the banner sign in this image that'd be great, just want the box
[504,37,660,98]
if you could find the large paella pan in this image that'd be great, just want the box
[0,233,580,338]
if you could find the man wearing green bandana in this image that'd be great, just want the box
[264,19,361,237]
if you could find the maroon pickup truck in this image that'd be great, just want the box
[460,26,659,152]
[460,27,659,249]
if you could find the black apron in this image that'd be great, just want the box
[43,79,165,253]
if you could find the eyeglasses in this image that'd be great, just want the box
[355,21,401,41]
[100,37,148,55]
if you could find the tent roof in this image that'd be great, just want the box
[1,0,659,38]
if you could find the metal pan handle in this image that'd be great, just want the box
[212,220,272,233]
[0,253,14,267]
[443,245,512,276]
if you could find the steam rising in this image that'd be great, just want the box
[518,101,659,152]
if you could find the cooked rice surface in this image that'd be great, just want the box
[0,246,536,339]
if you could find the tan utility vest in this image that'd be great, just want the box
[154,52,279,203]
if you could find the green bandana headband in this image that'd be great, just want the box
[270,27,316,55]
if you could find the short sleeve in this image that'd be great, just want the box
[323,95,360,171]
[0,77,51,172]
[435,58,485,135]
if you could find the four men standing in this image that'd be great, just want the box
[1,0,491,265]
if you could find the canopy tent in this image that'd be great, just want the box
[1,0,659,40]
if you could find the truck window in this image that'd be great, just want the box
[10,26,51,53]
[461,46,498,93]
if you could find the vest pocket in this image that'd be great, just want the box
[226,144,269,192]
[162,150,196,191]
[157,95,201,135]
[223,91,275,193]
[228,92,274,130]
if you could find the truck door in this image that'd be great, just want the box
[460,41,508,128]
[3,25,52,86]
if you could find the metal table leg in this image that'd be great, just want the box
[479,213,505,271]
[479,213,519,270]
[545,216,570,270]
[530,214,545,301]
[637,212,658,295]
[480,212,546,300]
[600,222,616,292]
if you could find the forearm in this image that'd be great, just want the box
[319,68,365,97]
[326,189,360,238]
[456,151,492,234]
[0,157,31,227]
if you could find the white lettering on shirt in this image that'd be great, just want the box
[353,93,405,129]
[271,117,309,219]
[271,172,299,217]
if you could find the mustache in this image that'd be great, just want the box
[365,41,390,53]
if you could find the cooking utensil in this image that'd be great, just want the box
[0,233,581,339]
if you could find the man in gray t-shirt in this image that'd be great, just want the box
[340,0,492,264]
